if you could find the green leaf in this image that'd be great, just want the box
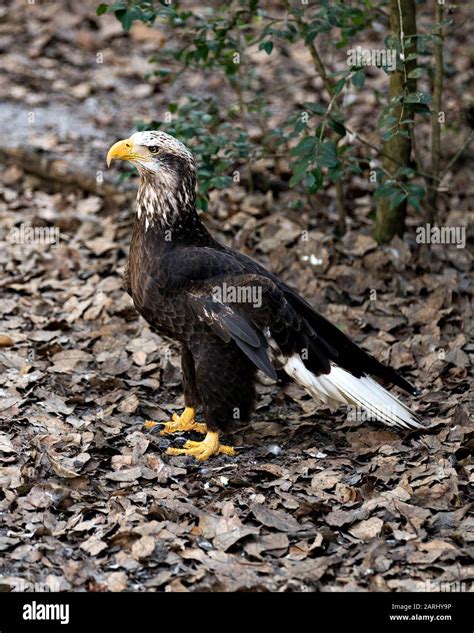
[405,91,432,104]
[308,168,324,192]
[374,185,398,201]
[407,67,425,79]
[259,40,273,55]
[316,140,338,168]
[152,67,171,78]
[351,70,365,89]
[293,119,307,134]
[328,118,346,137]
[109,0,127,11]
[406,103,431,115]
[389,190,407,210]
[406,184,426,198]
[209,175,232,188]
[303,102,326,115]
[96,3,108,16]
[328,165,343,182]
[305,30,318,45]
[119,10,133,31]
[195,42,209,60]
[408,195,422,211]
[334,78,346,95]
[306,172,316,188]
[196,196,208,212]
[396,166,416,178]
[289,160,310,187]
[377,114,397,130]
[291,136,317,157]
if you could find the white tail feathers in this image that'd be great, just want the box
[284,354,422,429]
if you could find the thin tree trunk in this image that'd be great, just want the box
[426,1,443,223]
[374,0,417,244]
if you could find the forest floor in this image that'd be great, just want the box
[0,0,472,592]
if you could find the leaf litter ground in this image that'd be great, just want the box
[0,0,472,593]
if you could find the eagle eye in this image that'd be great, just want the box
[148,146,160,155]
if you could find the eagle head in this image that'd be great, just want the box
[106,130,195,176]
[106,131,198,230]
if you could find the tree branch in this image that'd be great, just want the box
[283,0,346,234]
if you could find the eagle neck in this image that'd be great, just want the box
[136,172,210,244]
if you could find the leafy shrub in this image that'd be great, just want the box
[98,0,446,232]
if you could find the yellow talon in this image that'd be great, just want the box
[144,407,206,435]
[167,431,236,461]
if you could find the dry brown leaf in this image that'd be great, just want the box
[349,517,384,541]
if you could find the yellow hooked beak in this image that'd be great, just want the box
[106,137,141,167]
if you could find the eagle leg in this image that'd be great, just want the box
[166,431,235,461]
[144,407,206,435]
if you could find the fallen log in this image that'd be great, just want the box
[0,145,131,196]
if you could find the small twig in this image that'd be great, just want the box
[345,124,437,182]
[395,0,408,130]
[335,181,346,235]
[439,130,474,182]
[396,0,408,83]
[445,14,472,36]
[410,125,424,177]
[226,74,320,112]
[373,7,390,19]
[281,2,339,103]
[319,83,347,141]
[283,0,347,234]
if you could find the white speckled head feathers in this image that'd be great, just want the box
[130,130,194,164]
[133,131,197,233]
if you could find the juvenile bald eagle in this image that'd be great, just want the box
[107,131,422,461]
